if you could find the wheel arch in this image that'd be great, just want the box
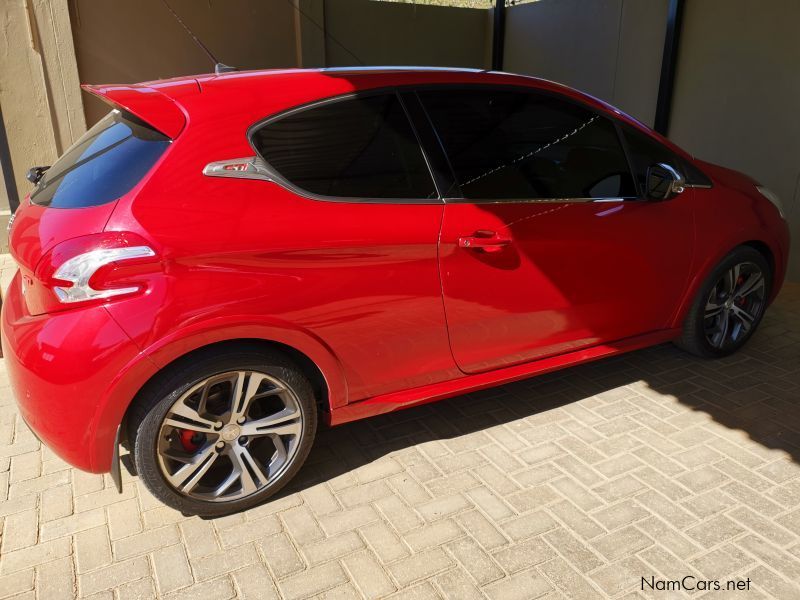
[670,238,781,330]
[741,240,776,282]
[90,320,347,472]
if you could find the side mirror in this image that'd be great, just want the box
[26,165,50,185]
[646,163,685,200]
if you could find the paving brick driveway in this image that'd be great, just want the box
[1,283,799,600]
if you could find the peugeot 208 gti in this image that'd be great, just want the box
[2,68,790,516]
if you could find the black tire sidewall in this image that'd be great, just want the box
[130,350,317,517]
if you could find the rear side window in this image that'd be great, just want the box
[419,89,636,200]
[31,110,170,208]
[251,93,437,200]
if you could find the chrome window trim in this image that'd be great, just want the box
[203,158,634,206]
[203,156,443,206]
[444,197,629,205]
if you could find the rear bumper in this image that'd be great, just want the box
[1,272,142,472]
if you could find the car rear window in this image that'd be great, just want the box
[30,109,170,208]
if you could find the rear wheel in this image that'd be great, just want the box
[676,246,770,358]
[129,347,317,516]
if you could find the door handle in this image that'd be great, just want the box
[458,231,511,253]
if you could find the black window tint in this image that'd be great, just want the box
[621,124,689,193]
[419,90,636,200]
[252,94,436,200]
[31,110,170,208]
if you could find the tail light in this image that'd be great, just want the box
[26,232,161,315]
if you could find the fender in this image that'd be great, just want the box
[87,313,348,472]
[669,228,785,330]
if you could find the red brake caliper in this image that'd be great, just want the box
[736,275,747,306]
[179,429,203,452]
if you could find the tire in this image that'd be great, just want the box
[676,246,771,358]
[128,346,317,517]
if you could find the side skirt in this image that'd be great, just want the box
[329,329,681,426]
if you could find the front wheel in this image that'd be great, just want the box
[676,246,770,358]
[128,347,317,517]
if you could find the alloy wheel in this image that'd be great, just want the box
[156,370,303,501]
[703,261,766,350]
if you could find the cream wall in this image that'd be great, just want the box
[70,0,301,126]
[503,0,669,126]
[0,0,85,211]
[324,0,489,68]
[669,0,800,280]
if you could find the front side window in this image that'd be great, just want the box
[251,93,437,200]
[419,89,636,201]
[622,124,712,190]
[31,110,170,208]
[621,124,684,194]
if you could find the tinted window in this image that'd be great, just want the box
[620,124,685,194]
[620,124,712,191]
[419,89,636,200]
[252,94,437,200]
[31,110,170,208]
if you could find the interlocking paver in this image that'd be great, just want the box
[0,275,798,598]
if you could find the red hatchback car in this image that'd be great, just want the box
[2,68,789,515]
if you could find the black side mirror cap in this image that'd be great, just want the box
[26,165,51,185]
[646,163,685,201]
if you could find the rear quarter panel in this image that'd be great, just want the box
[103,76,458,408]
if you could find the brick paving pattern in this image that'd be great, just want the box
[0,282,799,599]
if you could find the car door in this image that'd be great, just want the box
[415,87,695,374]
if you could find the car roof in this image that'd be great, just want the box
[84,67,688,159]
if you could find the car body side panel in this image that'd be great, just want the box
[104,150,457,406]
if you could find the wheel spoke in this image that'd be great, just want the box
[232,446,269,495]
[165,445,218,491]
[732,305,756,332]
[268,434,288,476]
[230,373,285,421]
[230,371,247,417]
[724,264,739,295]
[211,469,240,498]
[709,312,730,348]
[165,402,218,433]
[240,407,302,437]
[737,272,764,298]
[704,298,724,318]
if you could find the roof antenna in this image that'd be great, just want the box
[159,0,237,75]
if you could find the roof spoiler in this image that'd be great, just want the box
[81,84,187,139]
